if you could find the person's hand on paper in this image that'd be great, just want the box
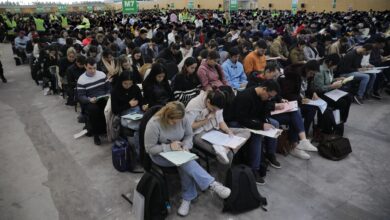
[275,103,285,110]
[227,130,234,137]
[312,92,319,100]
[170,141,183,151]
[89,97,97,103]
[331,80,343,89]
[129,98,139,107]
[281,99,289,103]
[263,123,275,131]
[302,98,310,104]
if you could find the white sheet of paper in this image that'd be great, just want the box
[324,89,348,101]
[247,128,283,138]
[271,101,298,115]
[266,56,282,61]
[201,130,246,149]
[333,109,341,125]
[133,189,145,220]
[73,129,88,139]
[305,98,328,114]
[374,66,389,70]
[159,151,199,166]
[342,76,354,84]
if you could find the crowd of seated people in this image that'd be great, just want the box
[2,8,390,216]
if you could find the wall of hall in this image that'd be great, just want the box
[138,0,224,10]
[138,0,390,11]
[257,0,390,12]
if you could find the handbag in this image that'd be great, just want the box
[318,135,352,161]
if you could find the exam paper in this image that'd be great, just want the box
[324,89,348,101]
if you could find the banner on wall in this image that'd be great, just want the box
[87,6,93,12]
[230,0,238,12]
[332,0,336,9]
[292,0,298,15]
[58,5,67,13]
[36,6,44,13]
[188,0,194,9]
[122,0,138,14]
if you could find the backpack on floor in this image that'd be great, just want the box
[223,164,267,213]
[112,137,139,172]
[318,135,352,161]
[136,170,170,220]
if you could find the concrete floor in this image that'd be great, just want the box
[0,42,389,220]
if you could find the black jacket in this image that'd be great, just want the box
[66,64,85,88]
[59,57,75,78]
[337,49,363,74]
[278,64,314,105]
[142,82,173,107]
[111,84,143,115]
[230,87,274,130]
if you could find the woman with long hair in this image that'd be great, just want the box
[172,57,201,106]
[142,63,173,107]
[144,101,231,217]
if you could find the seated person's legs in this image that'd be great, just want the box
[264,118,281,168]
[150,155,230,216]
[300,105,318,135]
[86,99,107,145]
[193,130,232,165]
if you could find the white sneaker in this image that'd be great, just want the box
[43,88,50,96]
[177,200,191,216]
[209,181,231,199]
[297,139,318,152]
[290,148,311,160]
[212,145,229,164]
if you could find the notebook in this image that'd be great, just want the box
[122,113,144,121]
[159,151,199,166]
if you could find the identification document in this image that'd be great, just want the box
[201,130,247,149]
[271,101,298,115]
[159,151,199,166]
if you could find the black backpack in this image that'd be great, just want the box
[318,135,352,161]
[112,137,141,173]
[136,169,170,220]
[223,164,268,213]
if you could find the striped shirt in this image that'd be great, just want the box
[77,70,110,104]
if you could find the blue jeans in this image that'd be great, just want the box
[271,110,305,144]
[246,118,279,171]
[300,105,318,134]
[366,72,377,94]
[151,155,214,201]
[341,72,370,98]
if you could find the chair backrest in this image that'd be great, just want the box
[139,105,163,171]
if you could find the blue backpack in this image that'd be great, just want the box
[112,137,142,173]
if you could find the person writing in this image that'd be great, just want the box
[144,101,231,217]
